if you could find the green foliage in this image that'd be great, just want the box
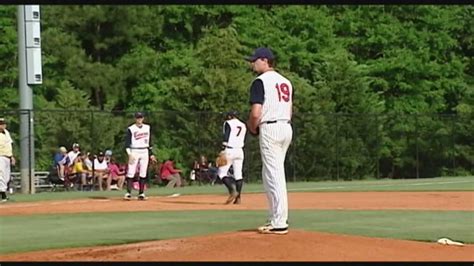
[0,5,471,179]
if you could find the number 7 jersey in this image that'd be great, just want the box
[257,70,293,123]
[223,118,247,148]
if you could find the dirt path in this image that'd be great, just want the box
[0,191,473,261]
[0,191,472,216]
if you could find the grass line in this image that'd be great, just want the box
[0,209,472,254]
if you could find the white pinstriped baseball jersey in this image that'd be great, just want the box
[256,70,293,124]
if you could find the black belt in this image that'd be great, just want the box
[0,155,11,159]
[130,147,149,149]
[263,120,291,124]
[225,146,243,149]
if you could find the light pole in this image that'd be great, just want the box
[17,5,42,194]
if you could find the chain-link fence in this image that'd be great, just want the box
[1,109,472,184]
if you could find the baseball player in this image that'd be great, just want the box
[217,110,247,204]
[0,118,15,202]
[246,47,293,235]
[124,112,156,200]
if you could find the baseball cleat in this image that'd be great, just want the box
[123,193,132,200]
[138,193,148,200]
[258,225,288,235]
[225,192,238,204]
[233,196,241,204]
[257,223,272,232]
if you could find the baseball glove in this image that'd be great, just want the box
[216,151,228,167]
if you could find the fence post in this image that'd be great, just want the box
[28,110,34,193]
[90,110,94,148]
[336,113,340,181]
[376,113,380,179]
[415,114,419,179]
[451,114,456,176]
[90,110,95,179]
[292,113,296,182]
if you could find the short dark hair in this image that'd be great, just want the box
[267,58,275,67]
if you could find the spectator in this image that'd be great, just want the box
[105,149,113,163]
[193,155,213,183]
[94,151,110,191]
[108,157,126,190]
[160,159,185,188]
[64,143,81,178]
[66,143,81,167]
[71,154,90,191]
[53,146,68,180]
[208,161,219,185]
[83,152,93,175]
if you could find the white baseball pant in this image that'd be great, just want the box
[259,121,293,229]
[126,149,149,178]
[218,148,244,180]
[0,156,11,192]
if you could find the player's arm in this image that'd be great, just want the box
[291,84,295,119]
[125,128,136,164]
[222,122,231,149]
[125,128,132,155]
[148,125,157,162]
[8,132,15,166]
[247,79,264,135]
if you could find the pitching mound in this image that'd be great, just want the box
[0,191,472,261]
[1,229,472,261]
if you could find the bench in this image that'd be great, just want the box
[10,171,54,191]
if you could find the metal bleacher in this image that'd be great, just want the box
[10,171,54,192]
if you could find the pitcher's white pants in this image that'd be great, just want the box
[0,156,11,192]
[126,149,149,178]
[259,122,292,229]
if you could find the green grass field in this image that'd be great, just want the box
[0,176,473,255]
[7,176,474,203]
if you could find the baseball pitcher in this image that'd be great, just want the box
[124,112,156,200]
[246,47,293,235]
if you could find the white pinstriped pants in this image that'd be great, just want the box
[259,122,293,229]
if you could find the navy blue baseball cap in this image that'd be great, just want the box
[226,110,239,117]
[245,47,275,62]
[134,112,144,118]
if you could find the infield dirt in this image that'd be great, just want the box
[0,191,473,261]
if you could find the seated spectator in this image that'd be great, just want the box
[108,157,126,190]
[71,154,92,191]
[160,159,185,188]
[193,155,214,183]
[93,151,110,191]
[105,149,113,163]
[64,143,81,178]
[208,161,219,185]
[53,146,68,180]
[83,152,93,175]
